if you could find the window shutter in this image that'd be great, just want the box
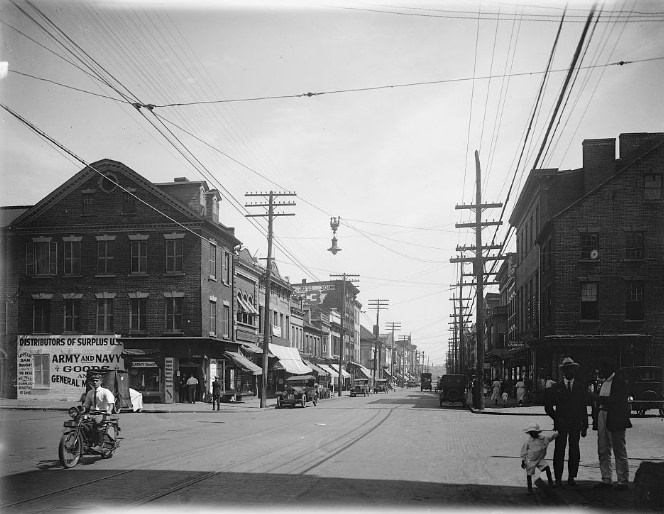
[25,243,34,276]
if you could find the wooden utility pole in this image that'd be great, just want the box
[451,150,503,410]
[386,321,401,384]
[330,273,359,396]
[368,299,389,388]
[245,190,296,408]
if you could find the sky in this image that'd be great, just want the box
[1,0,663,368]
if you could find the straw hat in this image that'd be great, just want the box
[524,422,542,433]
[558,357,580,368]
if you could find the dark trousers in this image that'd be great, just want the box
[212,393,220,410]
[553,427,581,480]
[187,384,197,403]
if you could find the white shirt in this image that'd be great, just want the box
[83,386,115,413]
[564,378,575,391]
[599,372,615,397]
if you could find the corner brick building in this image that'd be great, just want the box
[506,132,664,385]
[4,159,242,402]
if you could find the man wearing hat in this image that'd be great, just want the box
[81,371,115,452]
[544,357,588,487]
[211,375,222,411]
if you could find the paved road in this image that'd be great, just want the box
[1,390,662,511]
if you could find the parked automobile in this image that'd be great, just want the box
[439,374,467,407]
[374,379,389,394]
[420,372,432,391]
[350,378,370,397]
[275,375,318,408]
[618,366,664,417]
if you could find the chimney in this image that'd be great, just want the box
[619,133,664,162]
[204,190,220,223]
[301,279,307,284]
[174,177,189,182]
[582,138,615,193]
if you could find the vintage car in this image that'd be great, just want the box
[439,374,467,407]
[420,372,432,391]
[619,366,664,417]
[275,375,318,408]
[350,378,370,397]
[374,379,389,394]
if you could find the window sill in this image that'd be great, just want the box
[95,274,116,278]
[62,274,83,278]
[208,276,217,281]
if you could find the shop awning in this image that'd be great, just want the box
[237,297,259,315]
[382,369,393,379]
[224,352,263,375]
[121,348,160,357]
[331,363,351,379]
[241,343,274,357]
[348,361,372,379]
[318,364,339,379]
[303,360,328,376]
[269,344,312,375]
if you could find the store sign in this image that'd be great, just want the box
[17,335,123,401]
[132,361,158,368]
[164,357,174,404]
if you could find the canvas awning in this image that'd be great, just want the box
[348,361,372,379]
[237,297,259,315]
[241,343,274,357]
[318,364,339,379]
[331,363,351,379]
[303,360,328,376]
[224,352,262,375]
[269,344,312,375]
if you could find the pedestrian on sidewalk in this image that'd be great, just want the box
[501,390,508,406]
[186,374,198,403]
[521,422,558,494]
[211,376,221,411]
[491,378,502,406]
[590,357,632,491]
[544,357,588,488]
[516,377,527,406]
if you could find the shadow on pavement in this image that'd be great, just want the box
[1,468,637,511]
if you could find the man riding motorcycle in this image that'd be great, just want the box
[81,372,115,452]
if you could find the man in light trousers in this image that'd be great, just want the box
[592,357,632,491]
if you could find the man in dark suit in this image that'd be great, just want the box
[591,357,632,490]
[544,357,588,487]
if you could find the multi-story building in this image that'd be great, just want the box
[509,133,664,382]
[3,160,242,403]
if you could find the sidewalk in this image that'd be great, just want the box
[468,396,546,416]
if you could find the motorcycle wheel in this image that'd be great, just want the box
[59,432,82,468]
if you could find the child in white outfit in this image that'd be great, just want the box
[521,422,558,494]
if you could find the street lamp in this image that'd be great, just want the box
[328,217,342,255]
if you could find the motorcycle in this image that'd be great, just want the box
[58,406,121,468]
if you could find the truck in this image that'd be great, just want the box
[420,372,432,391]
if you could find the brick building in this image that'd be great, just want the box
[3,159,241,402]
[508,133,664,385]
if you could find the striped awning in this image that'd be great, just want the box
[269,344,312,375]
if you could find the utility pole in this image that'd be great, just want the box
[368,299,389,388]
[330,273,359,397]
[385,321,401,384]
[451,150,503,410]
[245,190,296,408]
[399,335,410,384]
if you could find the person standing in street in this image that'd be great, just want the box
[186,374,198,403]
[591,357,632,491]
[521,422,558,494]
[211,376,222,411]
[544,357,588,487]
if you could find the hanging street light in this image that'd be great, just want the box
[328,216,342,255]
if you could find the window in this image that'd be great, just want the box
[122,191,137,214]
[33,354,50,388]
[625,232,644,259]
[580,232,599,259]
[209,243,217,279]
[581,282,599,320]
[130,298,147,332]
[82,192,95,216]
[131,240,147,274]
[26,239,57,276]
[644,174,662,200]
[166,297,183,331]
[96,298,114,333]
[223,304,230,337]
[625,280,644,320]
[63,239,81,275]
[210,300,217,335]
[166,239,183,273]
[33,299,50,333]
[223,252,231,283]
[97,238,115,274]
[64,299,81,332]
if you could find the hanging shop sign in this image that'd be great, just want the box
[17,334,123,401]
[164,357,174,404]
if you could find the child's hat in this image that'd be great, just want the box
[524,422,542,433]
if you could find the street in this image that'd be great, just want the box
[1,389,663,512]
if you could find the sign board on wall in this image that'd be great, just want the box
[164,357,174,404]
[17,335,123,401]
[292,283,335,305]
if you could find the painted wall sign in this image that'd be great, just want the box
[17,335,124,401]
[164,357,174,404]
